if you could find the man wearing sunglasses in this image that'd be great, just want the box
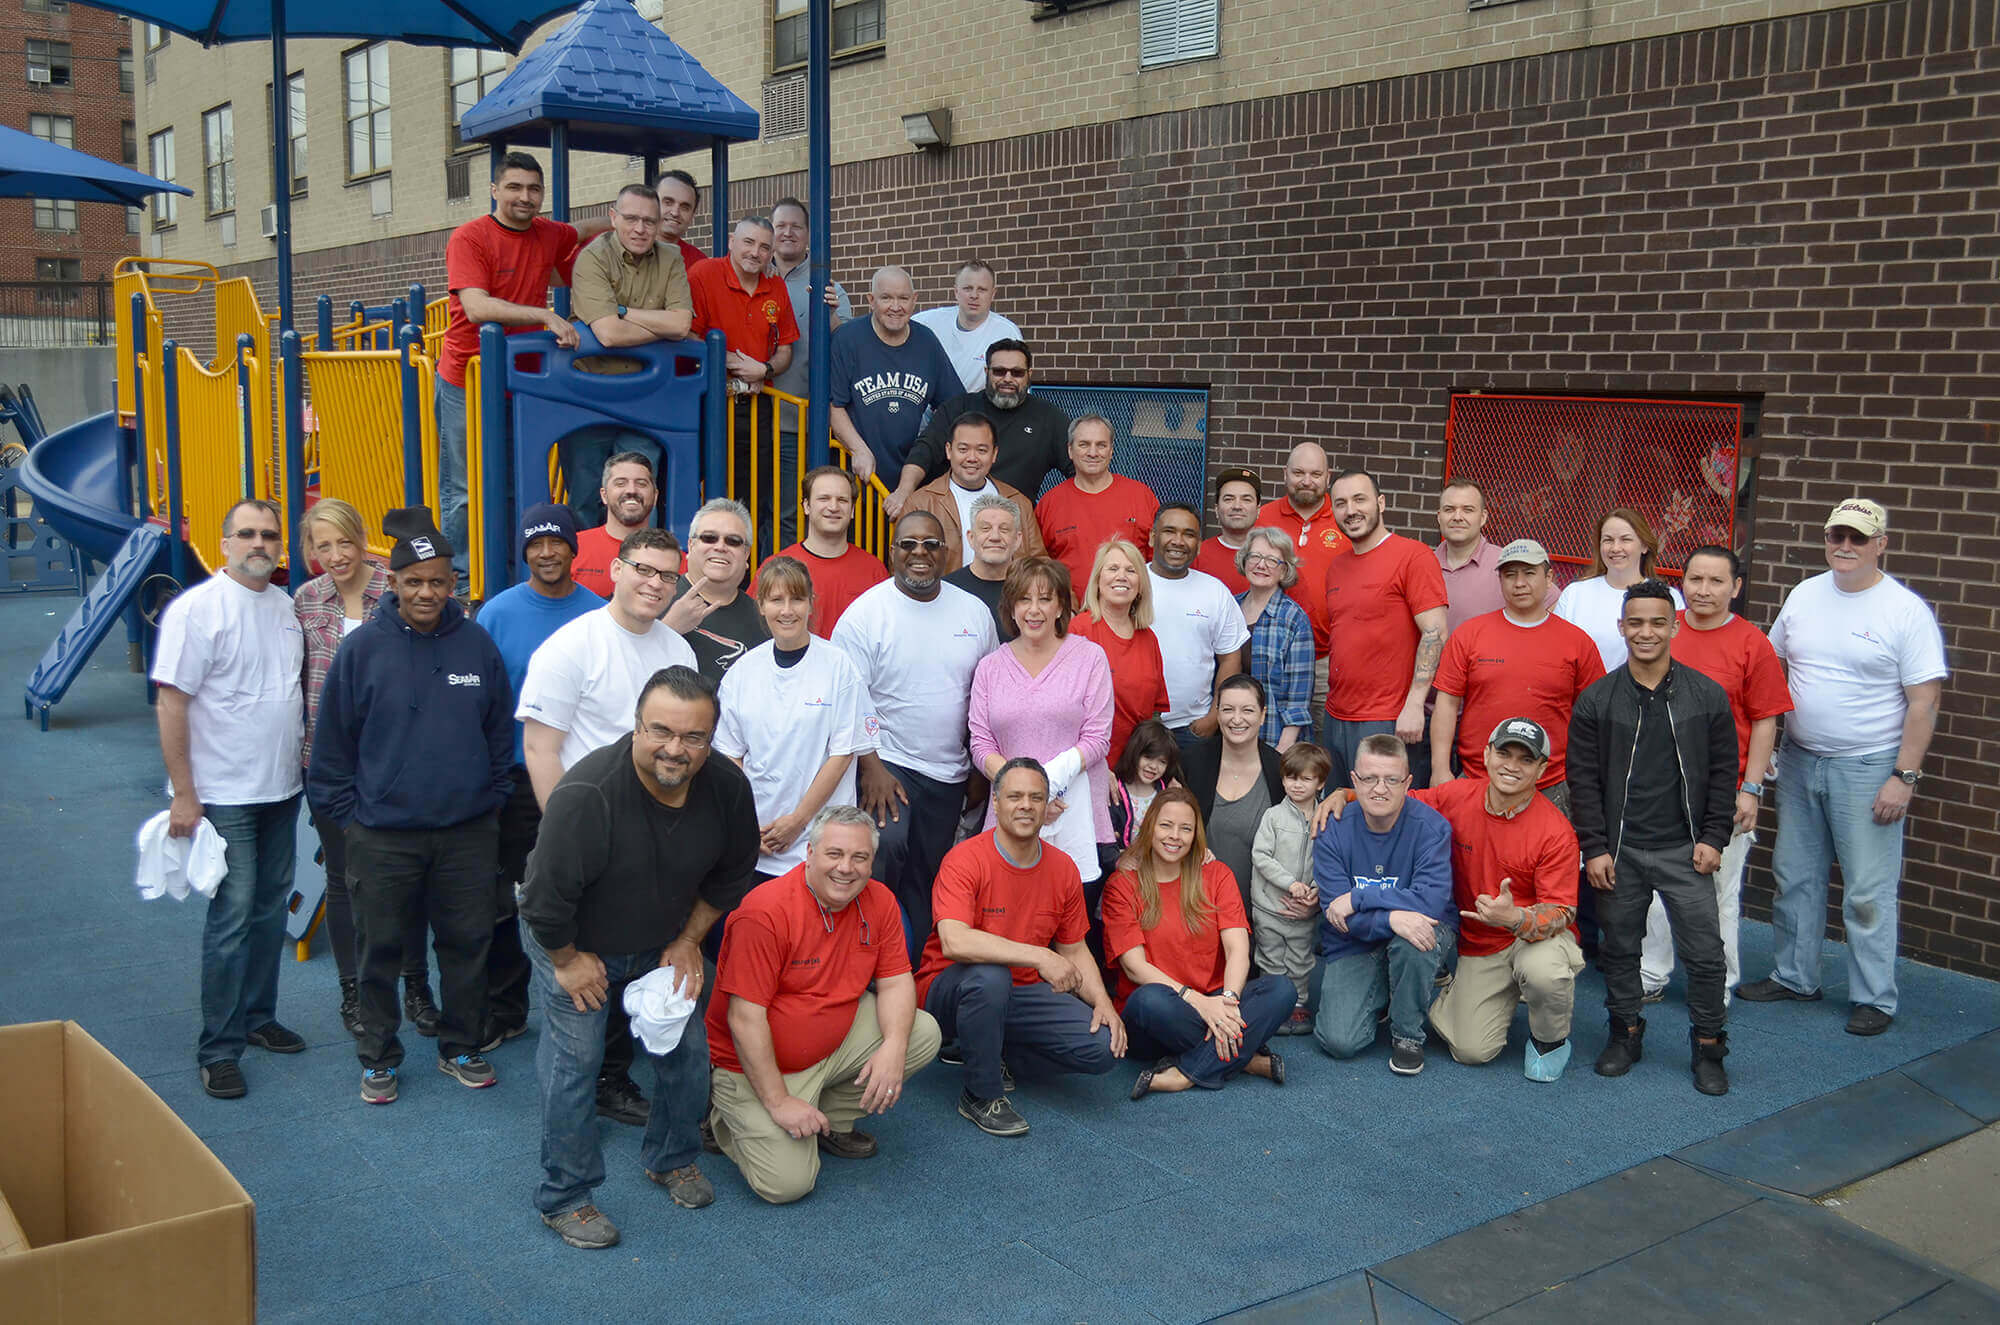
[1739,498,1947,1037]
[666,498,769,682]
[889,340,1074,518]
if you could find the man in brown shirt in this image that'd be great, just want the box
[558,185,694,527]
[901,413,1045,576]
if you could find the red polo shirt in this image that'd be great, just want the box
[688,256,799,364]
[1257,496,1348,655]
[439,214,580,388]
[1101,860,1248,1010]
[914,833,1087,1005]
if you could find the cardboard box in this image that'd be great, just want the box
[0,1021,255,1322]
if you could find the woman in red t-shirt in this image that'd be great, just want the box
[1101,789,1296,1099]
[1071,538,1172,772]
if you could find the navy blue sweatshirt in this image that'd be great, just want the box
[308,593,514,830]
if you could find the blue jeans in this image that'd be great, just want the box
[1771,744,1904,1014]
[436,378,471,577]
[871,760,967,964]
[1123,974,1295,1088]
[923,964,1116,1100]
[199,795,301,1066]
[1313,929,1458,1056]
[527,935,709,1215]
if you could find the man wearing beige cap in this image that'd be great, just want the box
[1738,499,1947,1036]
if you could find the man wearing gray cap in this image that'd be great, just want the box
[1739,498,1946,1037]
[1430,538,1603,813]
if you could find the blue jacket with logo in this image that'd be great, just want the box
[1312,795,1456,961]
[307,593,514,830]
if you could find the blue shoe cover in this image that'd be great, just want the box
[1524,1039,1571,1082]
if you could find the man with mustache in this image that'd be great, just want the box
[153,498,307,1100]
[889,339,1073,515]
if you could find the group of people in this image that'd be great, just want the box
[146,152,1949,1244]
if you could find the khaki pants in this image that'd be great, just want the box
[710,995,941,1204]
[1429,933,1584,1065]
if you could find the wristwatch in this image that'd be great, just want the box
[1219,989,1241,1004]
[1739,781,1763,797]
[1893,768,1923,786]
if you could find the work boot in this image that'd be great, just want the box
[338,979,365,1039]
[1691,1029,1730,1096]
[404,981,442,1037]
[1594,1017,1646,1077]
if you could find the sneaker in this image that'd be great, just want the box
[1389,1037,1425,1076]
[1282,1006,1314,1036]
[1525,1039,1572,1083]
[1736,977,1821,1003]
[596,1076,650,1126]
[246,1021,306,1054]
[360,1068,398,1104]
[478,1021,528,1053]
[338,981,365,1039]
[1691,1030,1730,1095]
[199,1060,247,1099]
[1846,1004,1894,1036]
[937,1041,964,1066]
[404,983,442,1037]
[437,1053,497,1088]
[541,1205,620,1249]
[646,1163,714,1209]
[1641,986,1667,1005]
[1594,1018,1646,1077]
[958,1090,1030,1138]
[818,1128,878,1159]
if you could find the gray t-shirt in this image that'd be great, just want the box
[1206,775,1273,918]
[771,259,852,399]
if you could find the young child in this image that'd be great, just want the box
[1107,718,1182,855]
[1251,742,1331,1034]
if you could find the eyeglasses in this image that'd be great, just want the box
[1352,773,1409,788]
[1243,553,1285,569]
[613,211,661,227]
[1824,528,1876,546]
[894,538,946,553]
[231,528,282,542]
[693,531,748,548]
[987,366,1028,378]
[813,891,873,946]
[617,559,677,582]
[640,724,711,750]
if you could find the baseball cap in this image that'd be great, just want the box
[1824,497,1887,539]
[1496,538,1550,568]
[519,502,580,560]
[1488,717,1551,760]
[1213,467,1262,503]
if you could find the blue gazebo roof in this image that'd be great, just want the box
[459,0,759,158]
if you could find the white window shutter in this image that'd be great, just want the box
[1139,0,1220,69]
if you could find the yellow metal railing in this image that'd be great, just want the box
[166,343,250,575]
[424,296,449,360]
[301,348,438,565]
[730,384,891,566]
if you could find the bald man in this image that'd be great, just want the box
[829,266,962,488]
[1257,442,1351,732]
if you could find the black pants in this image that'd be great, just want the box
[1598,839,1728,1037]
[311,808,427,987]
[490,771,539,1033]
[346,817,498,1069]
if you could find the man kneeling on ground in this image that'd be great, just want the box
[708,806,941,1202]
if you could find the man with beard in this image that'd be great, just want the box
[665,498,769,682]
[572,453,659,598]
[521,666,760,1245]
[831,511,1000,960]
[1322,468,1450,786]
[829,266,958,488]
[899,413,1047,575]
[1147,503,1249,749]
[153,498,307,1099]
[1196,468,1262,594]
[1258,443,1349,722]
[1036,413,1159,595]
[889,339,1072,515]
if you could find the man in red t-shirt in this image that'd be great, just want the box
[1322,468,1450,786]
[1036,414,1159,596]
[653,169,709,274]
[759,466,887,637]
[1196,468,1261,594]
[437,153,603,576]
[707,807,941,1204]
[915,759,1125,1137]
[1431,539,1604,810]
[572,452,660,599]
[1640,545,1794,1002]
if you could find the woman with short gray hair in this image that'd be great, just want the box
[1234,528,1315,750]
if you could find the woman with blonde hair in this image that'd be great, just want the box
[1070,537,1171,772]
[1101,787,1294,1099]
[295,498,430,1038]
[1554,507,1683,670]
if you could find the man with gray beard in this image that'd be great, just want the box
[887,339,1072,515]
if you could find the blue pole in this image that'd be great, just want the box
[550,124,571,320]
[315,295,332,350]
[711,141,729,257]
[280,330,307,592]
[236,333,255,498]
[703,328,727,502]
[478,322,512,594]
[268,0,294,332]
[390,297,407,339]
[162,341,187,589]
[398,325,424,509]
[807,0,833,471]
[407,282,427,333]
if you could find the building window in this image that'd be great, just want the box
[344,43,391,178]
[267,73,307,195]
[35,257,82,284]
[122,119,136,166]
[29,115,78,231]
[25,0,70,13]
[773,0,884,72]
[127,206,141,235]
[149,128,176,227]
[202,104,234,215]
[26,39,73,88]
[445,152,472,203]
[1138,0,1220,69]
[120,49,133,94]
[449,48,506,150]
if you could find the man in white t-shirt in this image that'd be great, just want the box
[152,499,308,1101]
[1146,502,1250,750]
[515,525,700,1125]
[900,413,1045,575]
[1738,498,1947,1036]
[831,510,1000,959]
[912,260,1024,393]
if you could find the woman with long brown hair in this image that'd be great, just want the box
[1554,507,1683,670]
[1101,788,1295,1099]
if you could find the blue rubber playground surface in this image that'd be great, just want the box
[4,587,1998,1323]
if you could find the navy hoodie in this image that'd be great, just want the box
[308,592,514,830]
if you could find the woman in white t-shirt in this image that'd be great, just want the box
[1554,507,1683,671]
[714,556,875,881]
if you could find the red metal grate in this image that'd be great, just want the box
[1443,394,1742,579]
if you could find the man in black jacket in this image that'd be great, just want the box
[309,509,515,1105]
[885,339,1073,514]
[1567,579,1738,1096]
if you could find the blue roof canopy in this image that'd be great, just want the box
[460,0,759,159]
[0,124,190,206]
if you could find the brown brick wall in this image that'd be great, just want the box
[223,0,2000,976]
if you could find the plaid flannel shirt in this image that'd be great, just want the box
[296,562,389,768]
[1238,589,1315,744]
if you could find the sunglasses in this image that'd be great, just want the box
[693,531,748,548]
[1824,528,1876,546]
[987,366,1028,378]
[894,538,946,553]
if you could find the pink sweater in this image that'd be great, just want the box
[969,633,1116,843]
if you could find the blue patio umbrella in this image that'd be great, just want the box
[0,123,191,207]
